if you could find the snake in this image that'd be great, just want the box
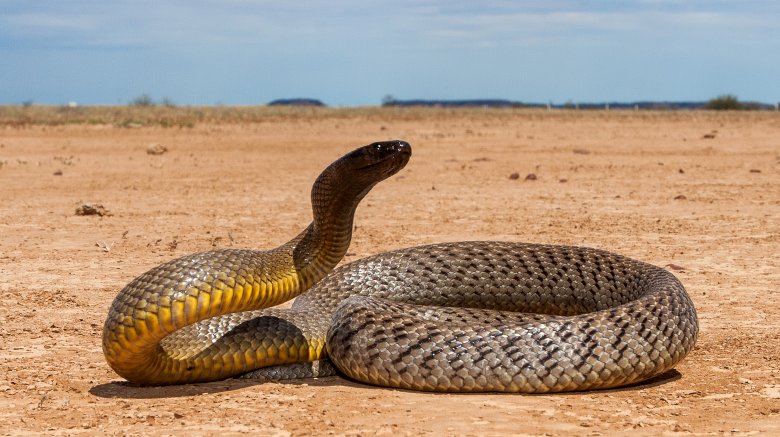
[102,140,698,393]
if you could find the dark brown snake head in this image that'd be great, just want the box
[311,140,411,218]
[349,139,411,198]
[350,140,412,178]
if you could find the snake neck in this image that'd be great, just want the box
[102,142,410,385]
[291,221,353,288]
[290,162,378,287]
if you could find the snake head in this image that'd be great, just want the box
[334,140,411,195]
[310,140,412,224]
[352,140,412,178]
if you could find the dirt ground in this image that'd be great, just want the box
[1,108,778,436]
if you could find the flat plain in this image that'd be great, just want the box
[0,107,778,436]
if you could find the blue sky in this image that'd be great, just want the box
[1,0,778,106]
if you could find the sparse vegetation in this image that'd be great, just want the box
[0,105,335,127]
[129,94,177,108]
[705,94,743,110]
[130,94,155,107]
[160,97,177,108]
[0,102,775,129]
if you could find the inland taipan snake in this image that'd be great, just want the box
[103,140,698,393]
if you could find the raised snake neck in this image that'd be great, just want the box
[102,140,411,384]
[103,140,698,392]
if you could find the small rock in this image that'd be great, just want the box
[749,169,761,173]
[146,144,168,155]
[508,172,520,180]
[702,132,716,139]
[573,148,591,155]
[764,385,780,399]
[524,173,537,181]
[674,194,687,200]
[678,168,684,174]
[75,203,111,217]
[559,178,568,183]
[53,169,63,176]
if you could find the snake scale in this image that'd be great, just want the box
[103,140,698,392]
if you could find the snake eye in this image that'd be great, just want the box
[367,142,391,160]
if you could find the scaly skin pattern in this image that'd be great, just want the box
[323,242,698,392]
[104,140,698,392]
[102,242,323,384]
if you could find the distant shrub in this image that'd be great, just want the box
[130,94,155,107]
[705,95,743,110]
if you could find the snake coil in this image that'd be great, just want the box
[103,140,698,392]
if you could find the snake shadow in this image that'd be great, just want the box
[88,376,369,399]
[296,368,684,396]
[555,368,683,396]
[90,378,266,399]
[90,369,682,399]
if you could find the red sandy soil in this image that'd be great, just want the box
[1,108,778,436]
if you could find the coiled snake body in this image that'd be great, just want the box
[103,140,698,392]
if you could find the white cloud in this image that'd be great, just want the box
[1,1,776,51]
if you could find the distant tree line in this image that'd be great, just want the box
[267,98,326,107]
[381,94,777,110]
[45,93,772,111]
[382,95,523,108]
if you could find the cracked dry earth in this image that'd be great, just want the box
[0,108,778,436]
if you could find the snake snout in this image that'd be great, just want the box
[384,140,412,172]
[383,139,412,158]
